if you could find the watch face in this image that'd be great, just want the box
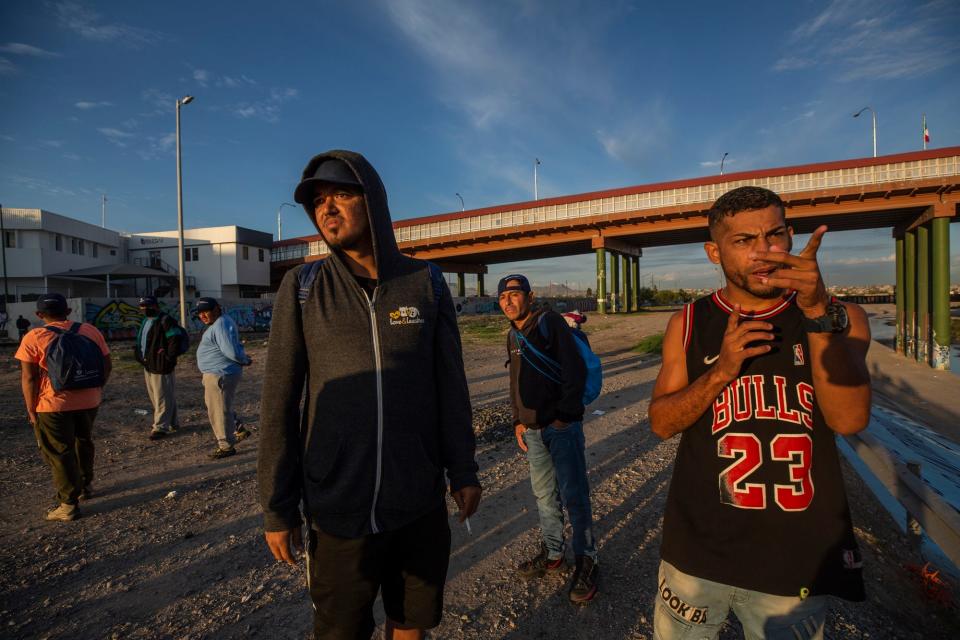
[827,302,848,332]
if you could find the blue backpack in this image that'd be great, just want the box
[43,323,107,392]
[512,314,603,405]
[297,259,446,307]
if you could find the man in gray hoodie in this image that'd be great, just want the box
[257,150,481,640]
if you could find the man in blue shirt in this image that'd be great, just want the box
[195,297,252,459]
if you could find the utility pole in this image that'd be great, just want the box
[101,194,107,228]
[534,158,541,200]
[0,203,8,310]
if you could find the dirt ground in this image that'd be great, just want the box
[1,309,958,639]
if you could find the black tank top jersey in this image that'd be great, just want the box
[660,291,865,601]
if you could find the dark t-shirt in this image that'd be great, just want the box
[353,274,378,297]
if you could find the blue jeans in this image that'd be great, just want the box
[653,560,827,640]
[523,422,597,559]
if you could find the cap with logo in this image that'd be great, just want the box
[36,293,68,314]
[294,158,363,206]
[195,297,219,312]
[138,296,159,307]
[497,274,532,297]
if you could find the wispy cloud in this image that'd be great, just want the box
[700,158,735,168]
[137,132,176,160]
[229,87,299,123]
[40,139,65,148]
[51,1,163,48]
[0,58,16,75]
[773,0,960,81]
[826,253,895,265]
[9,174,78,197]
[193,68,209,87]
[0,42,60,58]
[97,127,134,147]
[596,98,672,166]
[75,100,113,109]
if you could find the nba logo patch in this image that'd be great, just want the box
[793,344,805,366]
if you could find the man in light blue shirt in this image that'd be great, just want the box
[196,297,252,459]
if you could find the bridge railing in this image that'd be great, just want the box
[273,155,959,262]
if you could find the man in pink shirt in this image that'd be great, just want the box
[16,293,112,522]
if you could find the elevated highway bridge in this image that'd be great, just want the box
[272,147,959,369]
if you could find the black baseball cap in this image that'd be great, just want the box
[138,296,158,307]
[294,158,363,205]
[497,274,532,296]
[36,293,68,314]
[195,297,219,312]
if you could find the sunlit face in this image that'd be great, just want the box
[705,205,793,300]
[312,182,369,251]
[199,307,221,325]
[498,283,534,323]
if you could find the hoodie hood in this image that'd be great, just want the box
[295,149,402,278]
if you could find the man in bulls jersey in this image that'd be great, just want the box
[649,186,871,639]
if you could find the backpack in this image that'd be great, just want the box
[511,314,603,405]
[169,324,190,355]
[43,323,107,392]
[297,259,446,307]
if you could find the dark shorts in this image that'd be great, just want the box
[307,506,452,640]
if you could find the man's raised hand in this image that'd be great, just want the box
[753,225,830,318]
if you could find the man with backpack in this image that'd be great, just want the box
[498,274,600,603]
[195,297,252,459]
[15,293,111,521]
[257,150,481,640]
[134,296,186,440]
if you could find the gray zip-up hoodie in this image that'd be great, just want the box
[257,150,479,538]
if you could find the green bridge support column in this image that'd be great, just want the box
[904,229,917,359]
[931,216,952,370]
[622,254,632,312]
[457,272,466,297]
[895,235,905,354]
[631,256,640,311]
[917,224,930,364]
[596,248,607,314]
[611,252,620,313]
[477,273,485,297]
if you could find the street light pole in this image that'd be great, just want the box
[455,192,464,212]
[853,106,877,157]
[175,95,194,328]
[276,202,296,241]
[719,152,729,176]
[534,158,541,200]
[0,203,9,311]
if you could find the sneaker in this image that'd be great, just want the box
[208,447,236,460]
[568,556,599,603]
[234,425,251,442]
[517,545,565,579]
[79,485,94,501]
[149,429,168,440]
[46,503,79,522]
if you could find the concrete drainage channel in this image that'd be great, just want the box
[839,405,960,583]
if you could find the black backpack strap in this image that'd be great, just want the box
[68,322,81,335]
[298,260,324,307]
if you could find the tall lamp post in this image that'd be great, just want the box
[719,152,729,176]
[534,158,541,200]
[175,95,194,328]
[853,106,877,157]
[276,202,297,241]
[455,192,464,212]
[0,203,9,310]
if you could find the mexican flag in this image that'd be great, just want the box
[923,115,930,147]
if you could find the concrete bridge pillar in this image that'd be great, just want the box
[477,272,485,297]
[457,272,466,297]
[895,235,905,354]
[632,256,640,311]
[917,224,930,364]
[611,252,620,313]
[596,248,607,314]
[904,229,917,359]
[931,216,952,370]
[621,254,631,312]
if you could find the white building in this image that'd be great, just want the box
[126,226,272,299]
[0,208,124,301]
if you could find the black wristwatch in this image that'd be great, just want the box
[804,301,849,333]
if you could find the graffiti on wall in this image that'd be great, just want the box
[86,298,275,339]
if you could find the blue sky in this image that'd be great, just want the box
[1,0,958,289]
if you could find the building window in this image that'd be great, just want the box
[92,243,99,258]
[71,238,78,254]
[3,231,13,249]
[184,247,199,262]
[242,245,249,260]
[110,249,116,256]
[78,240,85,256]
[258,248,264,262]
[56,234,63,251]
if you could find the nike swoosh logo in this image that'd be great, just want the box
[703,354,720,365]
